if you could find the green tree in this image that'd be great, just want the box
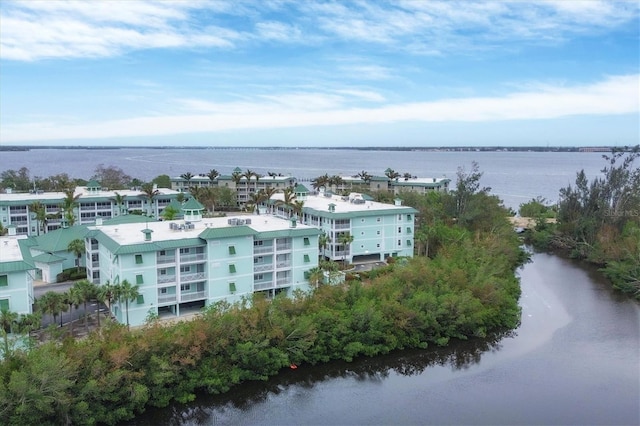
[114,279,140,330]
[63,287,81,336]
[0,308,19,358]
[60,188,80,227]
[161,205,179,221]
[152,174,171,188]
[93,164,132,190]
[30,201,47,235]
[207,169,219,182]
[338,232,354,267]
[73,280,97,333]
[112,192,126,215]
[36,291,66,329]
[67,238,85,273]
[307,267,324,288]
[141,182,160,217]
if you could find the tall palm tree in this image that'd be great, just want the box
[112,192,126,215]
[207,169,219,183]
[385,168,400,180]
[63,287,81,336]
[357,170,372,184]
[114,279,140,330]
[307,267,324,289]
[67,238,85,273]
[338,232,354,268]
[318,232,331,258]
[30,201,46,235]
[292,200,305,219]
[61,187,80,227]
[141,182,160,217]
[180,172,193,186]
[74,279,96,333]
[36,291,66,328]
[277,187,297,217]
[98,280,116,323]
[311,174,330,191]
[248,190,267,214]
[0,308,19,357]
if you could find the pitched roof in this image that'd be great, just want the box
[103,215,154,225]
[182,198,204,211]
[32,225,90,253]
[32,252,66,263]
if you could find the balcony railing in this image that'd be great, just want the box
[254,246,273,254]
[91,261,99,268]
[276,244,291,251]
[254,264,273,272]
[276,278,291,287]
[180,272,205,282]
[254,281,274,290]
[276,261,291,268]
[180,253,206,263]
[181,291,206,302]
[158,294,177,304]
[334,223,350,230]
[157,256,176,264]
[157,275,176,284]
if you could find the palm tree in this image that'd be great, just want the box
[292,200,305,219]
[385,168,401,180]
[328,175,344,192]
[67,238,85,273]
[63,287,81,335]
[312,174,330,191]
[74,279,96,333]
[0,308,19,357]
[262,186,279,214]
[36,291,66,328]
[307,267,324,289]
[357,170,372,184]
[338,232,354,268]
[30,201,47,235]
[403,172,414,181]
[114,279,140,330]
[318,232,331,258]
[98,280,116,323]
[113,192,126,215]
[180,172,194,187]
[60,187,80,227]
[140,182,160,217]
[248,190,267,214]
[207,169,219,183]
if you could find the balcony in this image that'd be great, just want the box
[91,261,100,268]
[276,278,291,287]
[254,245,273,254]
[180,253,206,263]
[158,294,177,304]
[254,264,273,273]
[254,281,274,290]
[157,275,176,284]
[276,261,291,269]
[180,272,205,282]
[157,256,176,264]
[334,223,350,230]
[276,243,291,251]
[181,291,206,302]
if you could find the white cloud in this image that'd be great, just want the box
[2,75,636,143]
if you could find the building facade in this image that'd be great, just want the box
[0,182,181,236]
[87,210,320,327]
[0,232,34,315]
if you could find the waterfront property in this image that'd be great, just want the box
[86,204,320,327]
[0,181,182,237]
[0,229,34,316]
[269,188,418,263]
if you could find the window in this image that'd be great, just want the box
[0,299,8,311]
[377,230,381,235]
[135,254,143,264]
[376,217,381,222]
[398,214,402,220]
[398,240,401,246]
[407,227,412,234]
[229,282,236,293]
[407,240,412,246]
[254,256,263,263]
[377,243,380,248]
[136,295,144,304]
[136,274,144,284]
[228,245,236,255]
[181,284,191,291]
[159,250,166,256]
[304,254,310,263]
[229,264,236,273]
[160,288,167,294]
[407,214,412,221]
[398,227,402,233]
[304,271,310,279]
[303,237,310,246]
[0,275,7,287]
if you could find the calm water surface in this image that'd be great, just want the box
[132,252,639,426]
[0,148,606,209]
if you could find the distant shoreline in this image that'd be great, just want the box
[0,145,625,152]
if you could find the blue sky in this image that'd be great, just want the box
[0,0,638,147]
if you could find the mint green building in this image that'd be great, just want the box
[87,205,319,327]
[0,232,35,315]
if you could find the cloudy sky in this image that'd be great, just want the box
[1,0,638,147]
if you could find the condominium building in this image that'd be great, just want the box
[0,229,34,315]
[270,187,418,264]
[0,181,182,236]
[86,204,320,327]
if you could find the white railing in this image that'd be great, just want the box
[157,275,176,284]
[180,272,205,282]
[180,253,206,263]
[92,261,100,268]
[254,246,273,254]
[254,264,273,272]
[158,295,177,304]
[276,261,291,268]
[276,244,291,251]
[276,278,291,287]
[254,281,274,290]
[181,291,206,302]
[157,256,176,264]
[334,223,350,230]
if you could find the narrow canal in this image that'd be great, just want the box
[135,251,640,425]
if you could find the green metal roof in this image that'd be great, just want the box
[32,225,90,253]
[32,252,66,263]
[198,226,257,240]
[87,179,101,189]
[294,184,309,193]
[258,227,320,239]
[0,239,34,273]
[103,215,154,225]
[182,198,204,211]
